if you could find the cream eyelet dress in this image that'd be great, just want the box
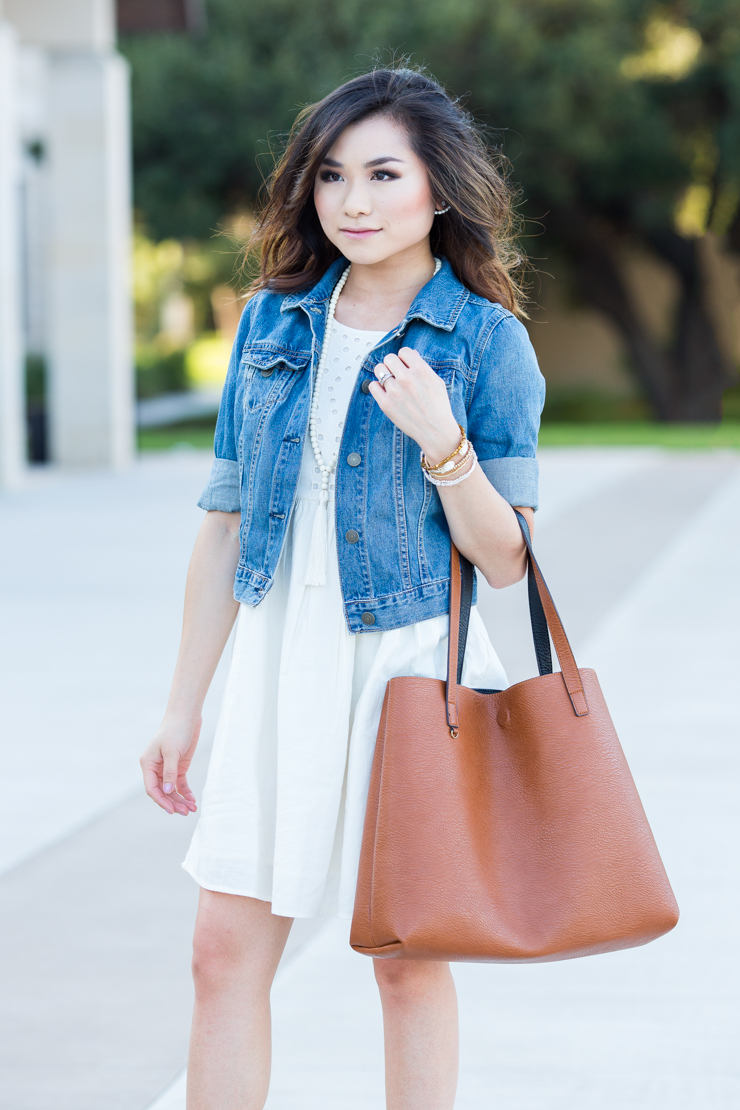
[182,321,508,919]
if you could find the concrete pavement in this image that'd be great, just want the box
[0,446,738,1109]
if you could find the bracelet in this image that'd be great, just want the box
[431,438,474,477]
[424,452,478,487]
[420,424,467,472]
[419,437,473,479]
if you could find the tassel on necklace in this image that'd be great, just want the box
[304,489,329,586]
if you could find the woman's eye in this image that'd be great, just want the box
[319,171,342,182]
[371,170,399,181]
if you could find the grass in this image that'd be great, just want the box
[138,417,217,452]
[538,422,740,449]
[137,384,740,454]
[139,415,740,453]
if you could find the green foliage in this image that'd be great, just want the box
[542,387,650,423]
[25,354,46,404]
[136,345,188,398]
[121,0,740,244]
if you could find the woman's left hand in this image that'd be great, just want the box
[368,347,462,465]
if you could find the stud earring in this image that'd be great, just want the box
[434,204,451,215]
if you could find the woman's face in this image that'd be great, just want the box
[313,115,437,266]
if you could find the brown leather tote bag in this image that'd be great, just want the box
[351,513,679,962]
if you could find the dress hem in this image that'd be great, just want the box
[182,861,353,921]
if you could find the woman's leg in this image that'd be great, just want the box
[187,890,293,1110]
[374,958,459,1110]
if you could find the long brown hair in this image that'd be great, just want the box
[248,66,527,315]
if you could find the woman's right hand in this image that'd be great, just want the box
[140,717,201,816]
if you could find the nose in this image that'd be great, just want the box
[343,179,372,218]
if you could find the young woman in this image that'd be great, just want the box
[140,67,544,1110]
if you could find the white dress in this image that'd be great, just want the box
[182,322,508,918]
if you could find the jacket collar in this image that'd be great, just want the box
[280,255,470,332]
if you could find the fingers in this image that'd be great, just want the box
[374,348,431,384]
[373,364,396,391]
[397,346,428,370]
[368,380,392,409]
[142,760,176,815]
[141,753,196,817]
[177,774,198,811]
[161,743,180,796]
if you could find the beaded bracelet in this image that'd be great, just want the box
[424,452,478,487]
[420,424,467,473]
[430,438,474,477]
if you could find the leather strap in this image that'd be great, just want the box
[446,545,462,734]
[448,512,589,719]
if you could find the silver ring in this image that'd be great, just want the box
[378,370,393,387]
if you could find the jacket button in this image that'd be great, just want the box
[361,378,371,394]
[345,529,359,544]
[259,367,274,377]
[361,612,375,625]
[347,452,362,466]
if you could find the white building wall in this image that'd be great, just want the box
[18,46,50,360]
[4,0,115,52]
[2,0,134,473]
[0,16,25,487]
[46,52,134,467]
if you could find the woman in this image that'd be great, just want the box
[140,67,544,1110]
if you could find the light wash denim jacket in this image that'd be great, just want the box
[199,256,545,633]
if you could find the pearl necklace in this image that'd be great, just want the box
[303,257,441,587]
[308,263,351,492]
[303,263,351,585]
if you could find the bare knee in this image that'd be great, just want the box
[191,892,289,999]
[373,957,450,1005]
[191,914,244,996]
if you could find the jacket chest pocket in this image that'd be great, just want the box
[241,347,311,412]
[425,357,466,394]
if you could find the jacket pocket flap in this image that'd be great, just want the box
[241,345,310,372]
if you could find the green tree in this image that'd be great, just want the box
[122,0,740,419]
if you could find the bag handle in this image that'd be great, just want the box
[445,510,589,735]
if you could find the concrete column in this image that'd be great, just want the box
[45,51,134,467]
[0,16,25,487]
[5,0,134,469]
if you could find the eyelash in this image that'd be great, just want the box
[318,170,399,182]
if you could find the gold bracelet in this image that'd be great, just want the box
[420,424,467,472]
[425,438,473,478]
[424,450,478,487]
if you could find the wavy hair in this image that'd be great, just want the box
[247,66,526,315]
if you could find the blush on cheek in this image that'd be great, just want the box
[385,181,433,222]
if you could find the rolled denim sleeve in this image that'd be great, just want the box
[197,297,257,513]
[467,313,545,510]
[197,457,241,512]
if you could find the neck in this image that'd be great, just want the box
[333,240,436,331]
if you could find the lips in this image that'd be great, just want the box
[341,228,381,238]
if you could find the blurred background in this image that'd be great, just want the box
[1,0,740,486]
[1,4,739,1110]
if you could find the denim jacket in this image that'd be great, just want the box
[199,256,545,633]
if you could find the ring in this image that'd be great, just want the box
[378,370,394,387]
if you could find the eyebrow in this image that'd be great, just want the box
[321,156,405,168]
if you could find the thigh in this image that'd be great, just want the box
[193,890,293,987]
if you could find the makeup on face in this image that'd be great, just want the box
[313,116,437,265]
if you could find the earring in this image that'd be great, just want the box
[434,204,451,215]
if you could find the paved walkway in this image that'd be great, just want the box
[1,447,738,1109]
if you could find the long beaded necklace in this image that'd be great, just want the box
[303,257,442,587]
[303,264,351,585]
[309,265,351,500]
